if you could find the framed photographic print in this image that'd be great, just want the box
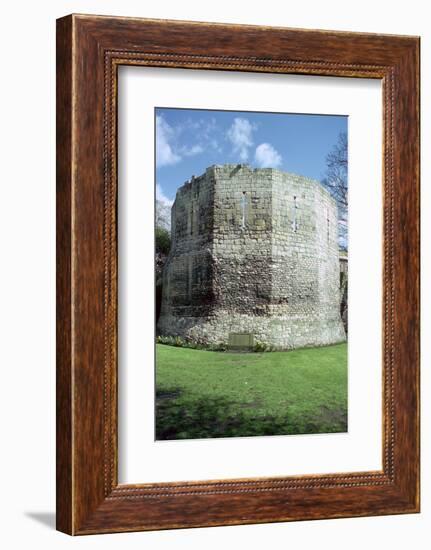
[56,14,420,535]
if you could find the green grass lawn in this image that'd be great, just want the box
[156,343,347,440]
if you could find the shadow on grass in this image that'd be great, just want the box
[156,389,346,440]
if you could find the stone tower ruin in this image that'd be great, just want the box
[157,164,346,350]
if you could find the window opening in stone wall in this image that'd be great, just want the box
[190,203,194,236]
[241,191,247,230]
[292,195,298,232]
[187,257,192,300]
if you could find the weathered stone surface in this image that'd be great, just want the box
[157,164,346,349]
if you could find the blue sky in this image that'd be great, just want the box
[155,107,347,205]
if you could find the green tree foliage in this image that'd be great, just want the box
[155,226,171,255]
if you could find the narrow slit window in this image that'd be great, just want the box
[292,195,298,232]
[241,191,247,229]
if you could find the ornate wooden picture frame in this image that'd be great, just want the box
[56,14,420,535]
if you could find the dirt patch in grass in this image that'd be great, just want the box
[156,389,182,401]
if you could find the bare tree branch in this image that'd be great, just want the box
[156,198,171,231]
[322,132,348,249]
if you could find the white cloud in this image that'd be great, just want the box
[254,143,282,168]
[182,144,204,157]
[211,139,222,153]
[227,118,254,161]
[156,184,173,230]
[156,116,181,167]
[156,183,173,206]
[156,115,211,165]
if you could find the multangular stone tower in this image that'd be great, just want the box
[157,164,346,349]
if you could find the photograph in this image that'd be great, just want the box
[0,0,423,543]
[155,107,349,440]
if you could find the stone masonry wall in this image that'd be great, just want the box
[157,164,346,349]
